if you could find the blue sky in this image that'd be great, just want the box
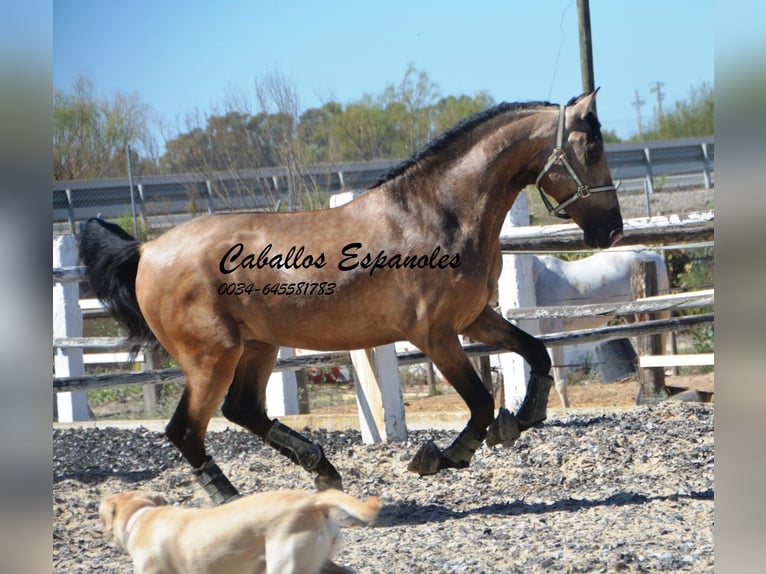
[54,0,714,144]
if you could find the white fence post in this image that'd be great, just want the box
[351,346,407,444]
[53,235,89,422]
[265,347,300,417]
[497,193,539,411]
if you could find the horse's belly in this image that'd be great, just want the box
[233,291,406,351]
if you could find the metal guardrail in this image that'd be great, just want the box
[606,137,713,194]
[53,138,713,235]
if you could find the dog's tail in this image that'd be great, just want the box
[312,490,381,523]
[77,218,162,359]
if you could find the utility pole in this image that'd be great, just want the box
[126,145,139,238]
[632,90,645,137]
[577,0,596,104]
[650,81,665,118]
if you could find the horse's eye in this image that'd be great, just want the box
[584,142,602,165]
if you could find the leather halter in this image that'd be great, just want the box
[535,105,619,219]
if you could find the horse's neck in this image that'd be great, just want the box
[378,109,554,245]
[445,117,551,238]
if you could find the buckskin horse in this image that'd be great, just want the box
[78,91,623,505]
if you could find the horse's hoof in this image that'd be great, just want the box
[486,407,520,448]
[407,440,443,476]
[314,463,344,491]
[315,473,344,491]
[215,491,242,505]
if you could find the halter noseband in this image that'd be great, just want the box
[535,104,619,219]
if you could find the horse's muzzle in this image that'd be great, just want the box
[583,225,623,249]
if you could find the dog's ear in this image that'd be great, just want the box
[98,498,117,533]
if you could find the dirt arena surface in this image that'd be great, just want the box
[54,373,713,573]
[326,372,715,415]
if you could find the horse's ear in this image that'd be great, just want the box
[569,89,599,119]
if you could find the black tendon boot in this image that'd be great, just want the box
[265,421,344,491]
[192,456,241,505]
[515,372,553,430]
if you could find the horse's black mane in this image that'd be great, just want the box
[371,97,602,189]
[370,100,553,189]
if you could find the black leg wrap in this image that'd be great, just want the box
[408,425,486,476]
[486,407,521,448]
[192,456,241,505]
[265,420,323,470]
[265,420,344,491]
[441,425,486,468]
[515,373,553,430]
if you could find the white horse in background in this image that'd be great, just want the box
[532,246,670,408]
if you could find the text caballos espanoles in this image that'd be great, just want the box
[219,242,461,277]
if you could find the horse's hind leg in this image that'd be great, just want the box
[463,306,553,433]
[164,343,244,505]
[221,341,343,491]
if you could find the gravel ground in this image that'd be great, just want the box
[54,400,713,573]
[616,187,713,219]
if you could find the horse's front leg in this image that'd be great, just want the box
[462,305,554,438]
[407,329,494,476]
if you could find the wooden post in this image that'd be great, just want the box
[425,362,437,396]
[576,0,596,98]
[265,347,300,416]
[497,194,539,411]
[53,236,89,422]
[142,347,163,414]
[631,259,668,404]
[351,345,407,444]
[295,368,310,414]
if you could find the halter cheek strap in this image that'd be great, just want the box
[535,105,620,219]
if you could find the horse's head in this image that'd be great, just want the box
[535,91,624,248]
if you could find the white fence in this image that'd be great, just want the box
[53,207,714,441]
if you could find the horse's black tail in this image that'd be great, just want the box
[77,218,162,360]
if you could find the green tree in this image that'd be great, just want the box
[635,82,713,141]
[327,100,396,161]
[298,103,342,164]
[432,92,494,134]
[601,129,621,143]
[378,64,441,154]
[160,66,502,208]
[54,75,159,180]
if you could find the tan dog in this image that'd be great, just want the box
[99,489,380,574]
